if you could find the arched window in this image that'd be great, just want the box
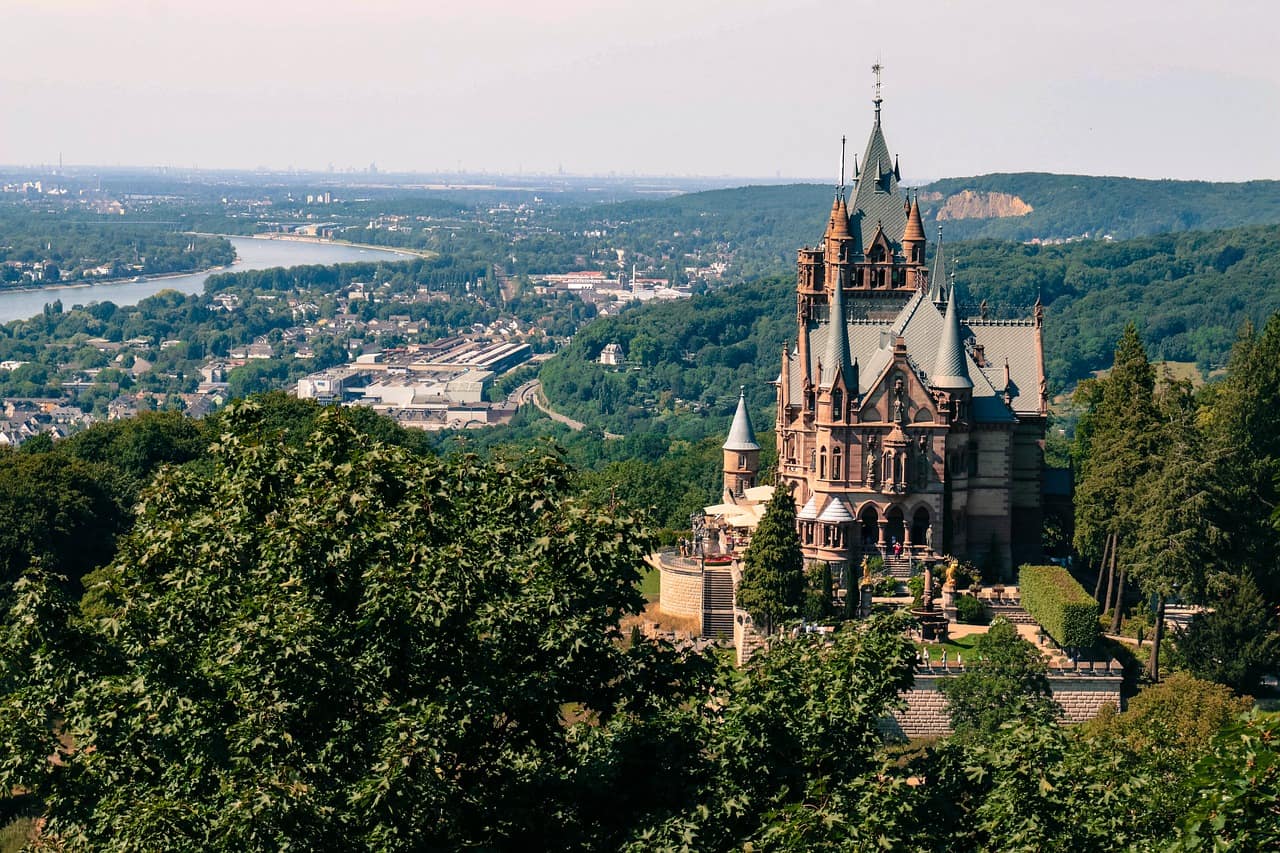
[819,448,828,480]
[831,388,843,420]
[832,446,843,480]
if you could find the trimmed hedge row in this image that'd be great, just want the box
[1018,564,1100,649]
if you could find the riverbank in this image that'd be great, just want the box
[0,237,414,325]
[0,265,233,297]
[225,232,436,261]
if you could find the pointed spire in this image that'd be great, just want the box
[821,280,854,389]
[893,154,901,181]
[932,280,972,390]
[824,194,851,240]
[903,195,925,244]
[929,223,947,305]
[724,387,761,451]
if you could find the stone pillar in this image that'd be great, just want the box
[877,520,888,549]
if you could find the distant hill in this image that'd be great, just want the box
[917,173,1280,243]
[625,175,1280,267]
[540,223,1280,439]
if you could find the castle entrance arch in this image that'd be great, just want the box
[886,506,906,550]
[858,505,879,550]
[911,507,931,551]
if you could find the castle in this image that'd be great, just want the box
[723,89,1047,581]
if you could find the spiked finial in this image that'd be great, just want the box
[872,61,883,123]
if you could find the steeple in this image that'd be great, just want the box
[821,277,854,389]
[850,67,907,253]
[929,224,947,305]
[932,280,972,390]
[724,387,761,451]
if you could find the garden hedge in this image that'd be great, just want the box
[1018,564,1100,649]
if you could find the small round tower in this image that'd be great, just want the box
[723,387,761,499]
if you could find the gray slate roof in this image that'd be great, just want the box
[849,115,907,254]
[787,289,1041,424]
[931,284,973,390]
[724,389,761,451]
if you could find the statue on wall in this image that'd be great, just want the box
[893,378,907,424]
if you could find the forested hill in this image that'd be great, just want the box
[539,223,1280,438]
[918,173,1280,243]
[624,175,1280,270]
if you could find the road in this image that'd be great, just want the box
[511,379,622,440]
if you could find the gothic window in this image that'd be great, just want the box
[832,446,843,480]
[739,453,747,470]
[894,452,905,483]
[785,435,796,462]
[831,388,843,420]
[819,448,827,480]
[808,391,816,413]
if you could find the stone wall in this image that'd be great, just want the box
[658,560,705,633]
[883,668,1124,740]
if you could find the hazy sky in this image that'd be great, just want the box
[4,0,1279,181]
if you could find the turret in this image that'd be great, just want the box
[902,195,926,267]
[931,281,973,392]
[723,387,761,498]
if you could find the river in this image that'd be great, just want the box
[0,237,414,324]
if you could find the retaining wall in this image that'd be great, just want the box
[883,668,1124,739]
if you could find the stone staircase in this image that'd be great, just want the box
[702,567,736,638]
[985,598,1036,625]
[883,555,914,579]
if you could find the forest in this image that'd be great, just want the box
[0,379,1275,850]
[538,223,1280,439]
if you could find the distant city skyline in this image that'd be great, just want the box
[3,0,1279,183]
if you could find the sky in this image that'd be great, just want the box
[3,0,1279,182]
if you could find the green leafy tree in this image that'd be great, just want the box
[630,613,919,851]
[736,485,804,634]
[941,617,1058,740]
[1,402,712,851]
[802,560,833,622]
[1176,576,1280,696]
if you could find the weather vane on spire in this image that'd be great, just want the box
[872,61,884,121]
[838,134,847,199]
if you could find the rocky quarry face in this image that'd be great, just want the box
[935,189,1033,220]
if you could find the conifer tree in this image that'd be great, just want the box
[1073,323,1160,621]
[1129,378,1221,680]
[737,485,804,634]
[1206,313,1280,605]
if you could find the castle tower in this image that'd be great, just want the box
[723,388,760,499]
[773,72,1048,576]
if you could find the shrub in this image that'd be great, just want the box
[871,576,900,597]
[908,575,925,607]
[1018,564,1100,649]
[955,594,987,625]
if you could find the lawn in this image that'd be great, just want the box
[914,633,980,660]
[638,567,660,601]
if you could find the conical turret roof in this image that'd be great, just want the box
[821,281,854,389]
[723,387,761,451]
[903,196,925,243]
[932,281,972,390]
[825,195,851,240]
